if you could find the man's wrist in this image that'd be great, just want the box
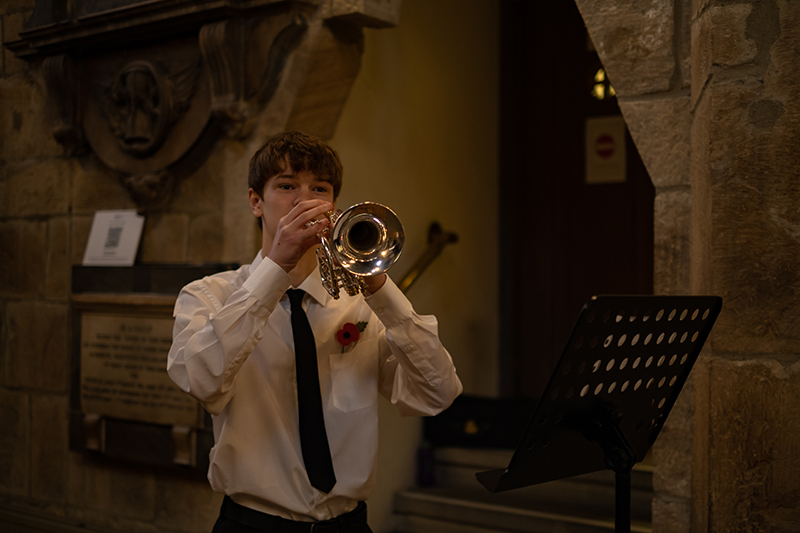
[363,273,387,295]
[363,275,414,327]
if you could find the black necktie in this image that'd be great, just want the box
[287,289,336,493]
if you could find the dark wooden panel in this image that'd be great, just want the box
[499,0,654,399]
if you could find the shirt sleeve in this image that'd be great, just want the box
[365,278,463,417]
[166,258,292,415]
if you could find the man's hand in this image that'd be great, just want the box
[268,200,332,273]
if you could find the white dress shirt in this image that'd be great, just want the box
[167,251,462,521]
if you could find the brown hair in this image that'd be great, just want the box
[248,131,343,199]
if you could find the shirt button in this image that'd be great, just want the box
[254,331,263,341]
[376,307,385,314]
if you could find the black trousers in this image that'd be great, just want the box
[212,496,372,533]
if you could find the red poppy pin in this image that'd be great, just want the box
[336,321,368,352]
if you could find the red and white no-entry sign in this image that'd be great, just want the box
[595,133,616,160]
[585,116,627,184]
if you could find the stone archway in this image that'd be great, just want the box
[574,1,800,531]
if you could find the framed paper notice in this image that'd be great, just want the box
[82,210,145,266]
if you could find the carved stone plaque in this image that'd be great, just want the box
[80,312,198,426]
[82,38,209,175]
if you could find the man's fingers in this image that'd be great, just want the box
[286,200,333,228]
[299,217,329,240]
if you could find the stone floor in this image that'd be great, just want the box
[390,448,653,533]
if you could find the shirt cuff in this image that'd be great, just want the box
[242,255,293,308]
[364,276,414,327]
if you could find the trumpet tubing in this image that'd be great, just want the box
[316,202,404,299]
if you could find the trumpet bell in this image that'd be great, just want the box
[331,202,404,276]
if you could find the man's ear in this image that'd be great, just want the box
[248,188,263,218]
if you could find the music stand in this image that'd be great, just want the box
[477,295,722,533]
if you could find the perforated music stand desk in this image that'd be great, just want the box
[477,295,722,533]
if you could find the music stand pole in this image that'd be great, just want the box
[581,403,635,533]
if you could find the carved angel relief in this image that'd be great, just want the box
[80,38,211,213]
[96,60,199,158]
[86,59,200,211]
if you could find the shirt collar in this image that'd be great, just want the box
[252,249,331,307]
[297,263,331,307]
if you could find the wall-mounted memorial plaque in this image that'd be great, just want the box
[80,313,198,426]
[70,263,237,470]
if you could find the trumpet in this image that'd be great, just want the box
[315,202,404,299]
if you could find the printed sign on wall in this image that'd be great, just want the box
[585,115,627,185]
[82,210,144,266]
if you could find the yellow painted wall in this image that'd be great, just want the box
[331,1,499,529]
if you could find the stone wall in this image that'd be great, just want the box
[574,0,800,531]
[0,0,287,525]
[0,1,499,531]
[1,0,78,523]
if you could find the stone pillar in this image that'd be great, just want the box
[690,0,800,530]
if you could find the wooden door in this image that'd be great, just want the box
[498,0,655,399]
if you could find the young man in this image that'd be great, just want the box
[167,131,462,532]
